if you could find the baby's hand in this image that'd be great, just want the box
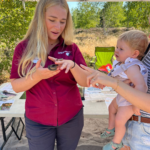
[133,106,141,116]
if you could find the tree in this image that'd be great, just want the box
[100,2,125,28]
[0,0,37,76]
[71,2,102,29]
[124,2,150,29]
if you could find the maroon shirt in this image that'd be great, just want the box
[10,37,86,126]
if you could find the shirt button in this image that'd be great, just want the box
[55,104,57,106]
[53,92,56,94]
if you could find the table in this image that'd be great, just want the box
[83,101,109,118]
[0,83,109,118]
[0,82,110,150]
[0,83,25,150]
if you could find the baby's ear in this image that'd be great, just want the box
[132,50,139,58]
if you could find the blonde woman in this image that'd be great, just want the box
[10,0,89,149]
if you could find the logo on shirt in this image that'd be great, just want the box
[58,51,71,56]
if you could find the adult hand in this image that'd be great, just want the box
[80,64,111,89]
[35,59,60,80]
[48,56,74,73]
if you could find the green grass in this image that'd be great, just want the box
[82,52,93,68]
[20,92,26,99]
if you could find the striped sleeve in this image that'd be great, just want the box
[141,49,150,118]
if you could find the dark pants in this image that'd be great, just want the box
[25,108,84,150]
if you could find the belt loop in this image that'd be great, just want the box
[138,116,141,124]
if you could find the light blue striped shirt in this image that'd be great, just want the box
[141,47,150,118]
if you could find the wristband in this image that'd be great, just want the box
[71,61,75,69]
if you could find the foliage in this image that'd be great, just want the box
[82,52,93,67]
[71,2,126,29]
[0,0,37,76]
[71,2,150,30]
[71,2,102,29]
[124,2,150,29]
[100,2,125,28]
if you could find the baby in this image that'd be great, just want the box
[100,30,149,150]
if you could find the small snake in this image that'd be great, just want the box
[48,58,63,71]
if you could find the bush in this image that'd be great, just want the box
[82,52,93,68]
[0,0,36,81]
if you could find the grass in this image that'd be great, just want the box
[74,31,118,57]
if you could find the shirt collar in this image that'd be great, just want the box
[125,57,138,63]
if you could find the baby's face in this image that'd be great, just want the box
[115,40,136,63]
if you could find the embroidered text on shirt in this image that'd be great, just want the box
[58,51,71,54]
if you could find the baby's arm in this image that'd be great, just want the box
[125,65,147,115]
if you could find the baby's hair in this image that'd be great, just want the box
[118,30,149,60]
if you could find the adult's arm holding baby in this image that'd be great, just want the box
[81,64,150,113]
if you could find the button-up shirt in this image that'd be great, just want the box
[10,37,86,126]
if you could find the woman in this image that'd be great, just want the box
[10,0,89,150]
[80,17,150,150]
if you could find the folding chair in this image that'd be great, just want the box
[90,47,115,70]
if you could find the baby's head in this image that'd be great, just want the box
[115,30,149,63]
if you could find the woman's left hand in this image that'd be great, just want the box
[48,56,74,73]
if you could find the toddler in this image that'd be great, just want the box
[101,30,148,150]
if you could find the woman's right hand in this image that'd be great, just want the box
[34,59,60,80]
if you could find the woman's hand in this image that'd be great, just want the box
[35,59,60,80]
[80,64,112,89]
[48,56,74,73]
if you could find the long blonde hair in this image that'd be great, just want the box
[18,0,74,78]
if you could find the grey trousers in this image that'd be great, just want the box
[25,108,84,150]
